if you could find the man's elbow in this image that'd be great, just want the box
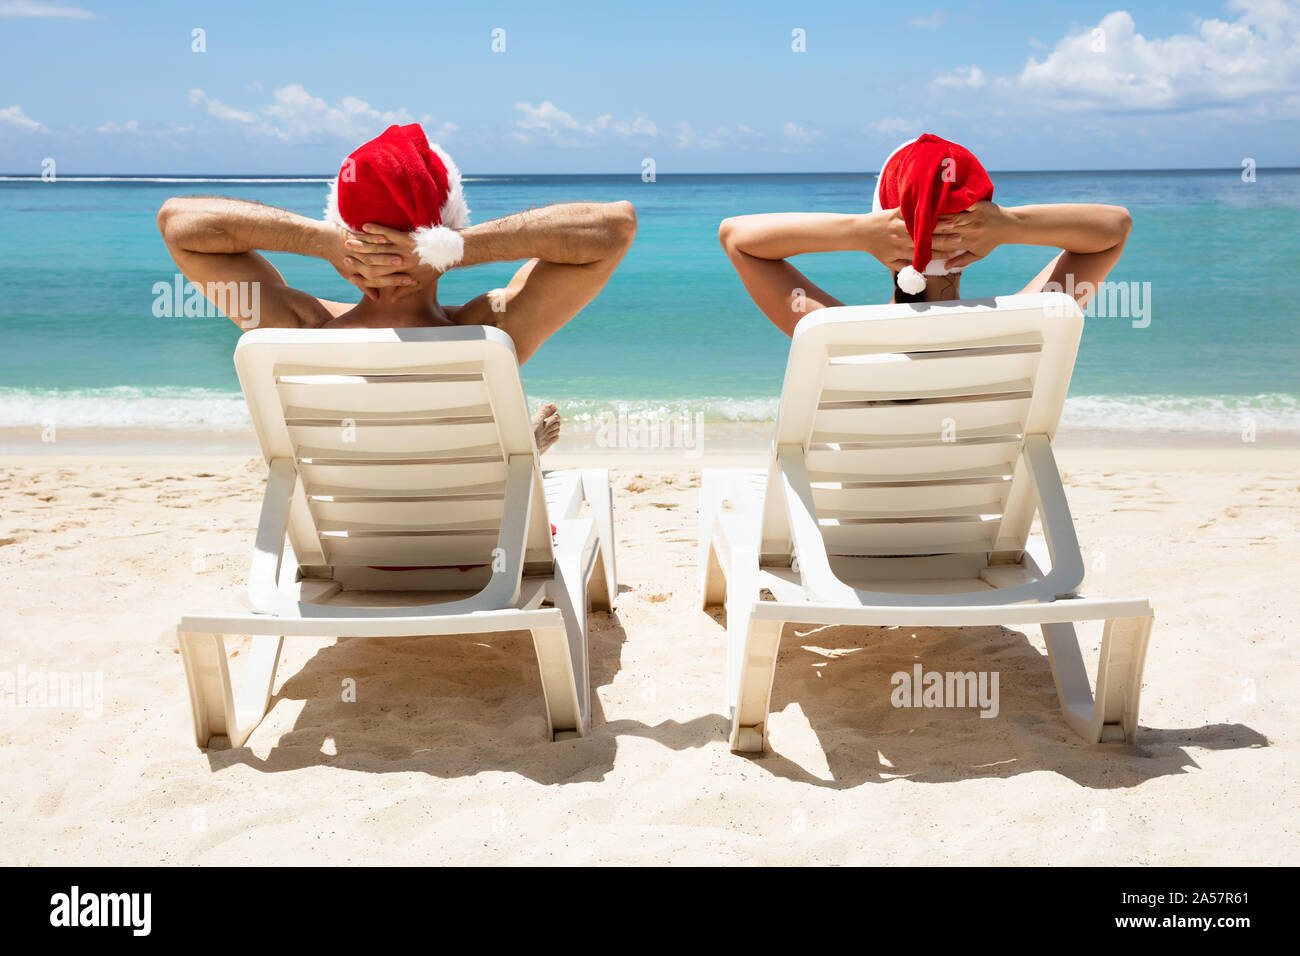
[606,200,637,249]
[156,197,183,241]
[156,196,201,245]
[1111,205,1132,244]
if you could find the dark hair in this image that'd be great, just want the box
[891,271,927,304]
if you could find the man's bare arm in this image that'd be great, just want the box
[340,201,638,362]
[454,202,636,268]
[454,201,638,363]
[158,196,336,258]
[157,196,357,327]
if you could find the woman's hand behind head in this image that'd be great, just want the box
[935,201,1008,270]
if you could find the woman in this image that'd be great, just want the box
[718,133,1132,336]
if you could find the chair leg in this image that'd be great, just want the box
[701,538,727,609]
[581,469,617,609]
[728,612,784,754]
[725,543,783,753]
[587,538,612,613]
[698,471,728,608]
[530,622,585,741]
[535,542,591,740]
[178,631,283,749]
[1041,614,1153,743]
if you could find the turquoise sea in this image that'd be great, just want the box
[1,170,1298,437]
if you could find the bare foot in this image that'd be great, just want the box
[531,402,561,454]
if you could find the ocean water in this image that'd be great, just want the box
[1,170,1297,438]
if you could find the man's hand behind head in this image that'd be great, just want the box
[342,223,443,303]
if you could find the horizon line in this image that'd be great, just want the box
[2,165,1295,179]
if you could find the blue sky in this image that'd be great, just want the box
[1,0,1297,173]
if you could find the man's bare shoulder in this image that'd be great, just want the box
[260,284,352,329]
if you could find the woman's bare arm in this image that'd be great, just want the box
[717,210,961,336]
[942,202,1132,309]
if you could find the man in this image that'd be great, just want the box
[718,133,1131,336]
[157,124,637,452]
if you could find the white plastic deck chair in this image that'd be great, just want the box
[178,326,616,749]
[699,293,1153,753]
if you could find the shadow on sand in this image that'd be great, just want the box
[206,610,1265,790]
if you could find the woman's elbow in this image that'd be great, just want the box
[1111,205,1132,244]
[718,217,741,255]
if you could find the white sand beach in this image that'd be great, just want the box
[1,440,1297,865]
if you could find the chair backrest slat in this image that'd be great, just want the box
[768,294,1083,560]
[234,327,550,588]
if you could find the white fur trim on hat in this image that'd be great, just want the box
[896,265,927,295]
[429,142,470,231]
[323,173,343,227]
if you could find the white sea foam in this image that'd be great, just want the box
[0,387,250,429]
[1061,393,1300,434]
[0,387,1295,435]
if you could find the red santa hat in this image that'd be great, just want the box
[323,123,470,272]
[871,133,994,295]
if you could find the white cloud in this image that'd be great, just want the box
[96,119,139,134]
[0,1,94,17]
[867,116,922,137]
[906,12,945,29]
[514,100,581,133]
[778,122,825,150]
[422,117,458,139]
[1017,2,1300,111]
[189,88,258,124]
[782,122,816,143]
[513,100,659,144]
[932,66,987,90]
[0,104,43,130]
[261,85,417,141]
[674,121,759,150]
[591,113,660,138]
[186,84,447,144]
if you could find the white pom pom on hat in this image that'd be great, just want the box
[896,265,928,295]
[410,224,465,273]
